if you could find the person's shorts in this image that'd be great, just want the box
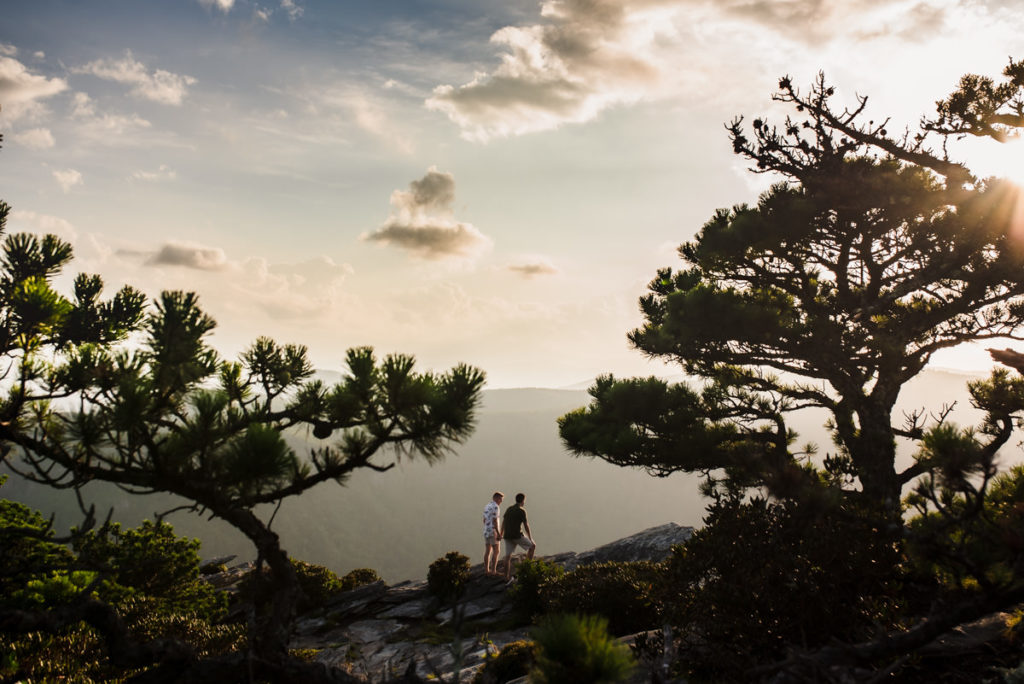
[485,533,498,546]
[503,536,535,555]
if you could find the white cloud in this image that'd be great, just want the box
[12,127,55,149]
[70,92,152,140]
[312,87,414,154]
[198,0,235,12]
[426,0,682,141]
[73,51,196,106]
[363,167,492,260]
[8,210,78,243]
[0,44,17,57]
[425,0,983,142]
[33,51,45,60]
[131,164,177,182]
[280,0,303,20]
[53,169,83,193]
[0,56,67,123]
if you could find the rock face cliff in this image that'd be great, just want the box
[232,523,692,681]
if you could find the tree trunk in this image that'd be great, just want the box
[217,506,299,659]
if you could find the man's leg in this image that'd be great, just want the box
[503,543,514,580]
[526,540,536,560]
[484,543,493,573]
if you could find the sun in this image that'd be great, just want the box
[959,136,1024,186]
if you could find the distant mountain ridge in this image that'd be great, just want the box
[0,366,1005,582]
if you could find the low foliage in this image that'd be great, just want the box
[530,613,635,684]
[508,557,564,621]
[0,481,76,608]
[73,520,226,622]
[473,639,535,684]
[0,506,241,682]
[542,561,662,636]
[340,567,381,592]
[0,628,116,684]
[428,551,471,603]
[661,496,902,680]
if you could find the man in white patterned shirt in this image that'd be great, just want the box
[483,491,504,575]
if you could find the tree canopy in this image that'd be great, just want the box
[560,69,1024,512]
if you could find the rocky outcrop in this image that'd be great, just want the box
[280,522,694,681]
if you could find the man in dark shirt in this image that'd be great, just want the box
[502,492,536,581]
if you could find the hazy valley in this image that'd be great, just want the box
[2,366,1000,582]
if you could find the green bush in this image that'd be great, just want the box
[508,557,564,621]
[473,639,535,684]
[0,627,109,684]
[238,560,379,615]
[0,508,242,683]
[0,492,75,607]
[660,496,902,681]
[339,567,381,592]
[530,613,635,684]
[428,551,471,603]
[120,595,245,658]
[291,559,346,612]
[542,561,662,636]
[73,520,226,622]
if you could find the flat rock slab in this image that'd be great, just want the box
[570,522,693,569]
[377,597,434,619]
[436,592,506,623]
[345,618,405,644]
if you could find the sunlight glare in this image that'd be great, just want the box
[962,136,1024,186]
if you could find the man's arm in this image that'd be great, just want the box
[523,513,532,542]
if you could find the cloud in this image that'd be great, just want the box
[109,240,355,322]
[70,92,152,139]
[280,0,304,20]
[0,44,17,57]
[700,0,956,45]
[12,127,55,149]
[426,0,682,141]
[145,242,229,270]
[8,210,78,242]
[0,56,67,122]
[198,0,235,12]
[363,167,492,260]
[73,51,196,105]
[307,86,414,153]
[131,164,177,182]
[53,169,82,193]
[508,260,559,278]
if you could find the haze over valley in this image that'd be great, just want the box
[4,367,995,581]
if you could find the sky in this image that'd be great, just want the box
[2,0,1024,388]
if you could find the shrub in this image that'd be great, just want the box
[73,520,226,622]
[530,613,635,684]
[428,551,471,603]
[239,560,379,615]
[292,559,346,612]
[340,567,381,592]
[542,561,662,636]
[473,639,535,684]
[508,557,564,621]
[120,595,245,657]
[0,494,75,606]
[660,496,902,681]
